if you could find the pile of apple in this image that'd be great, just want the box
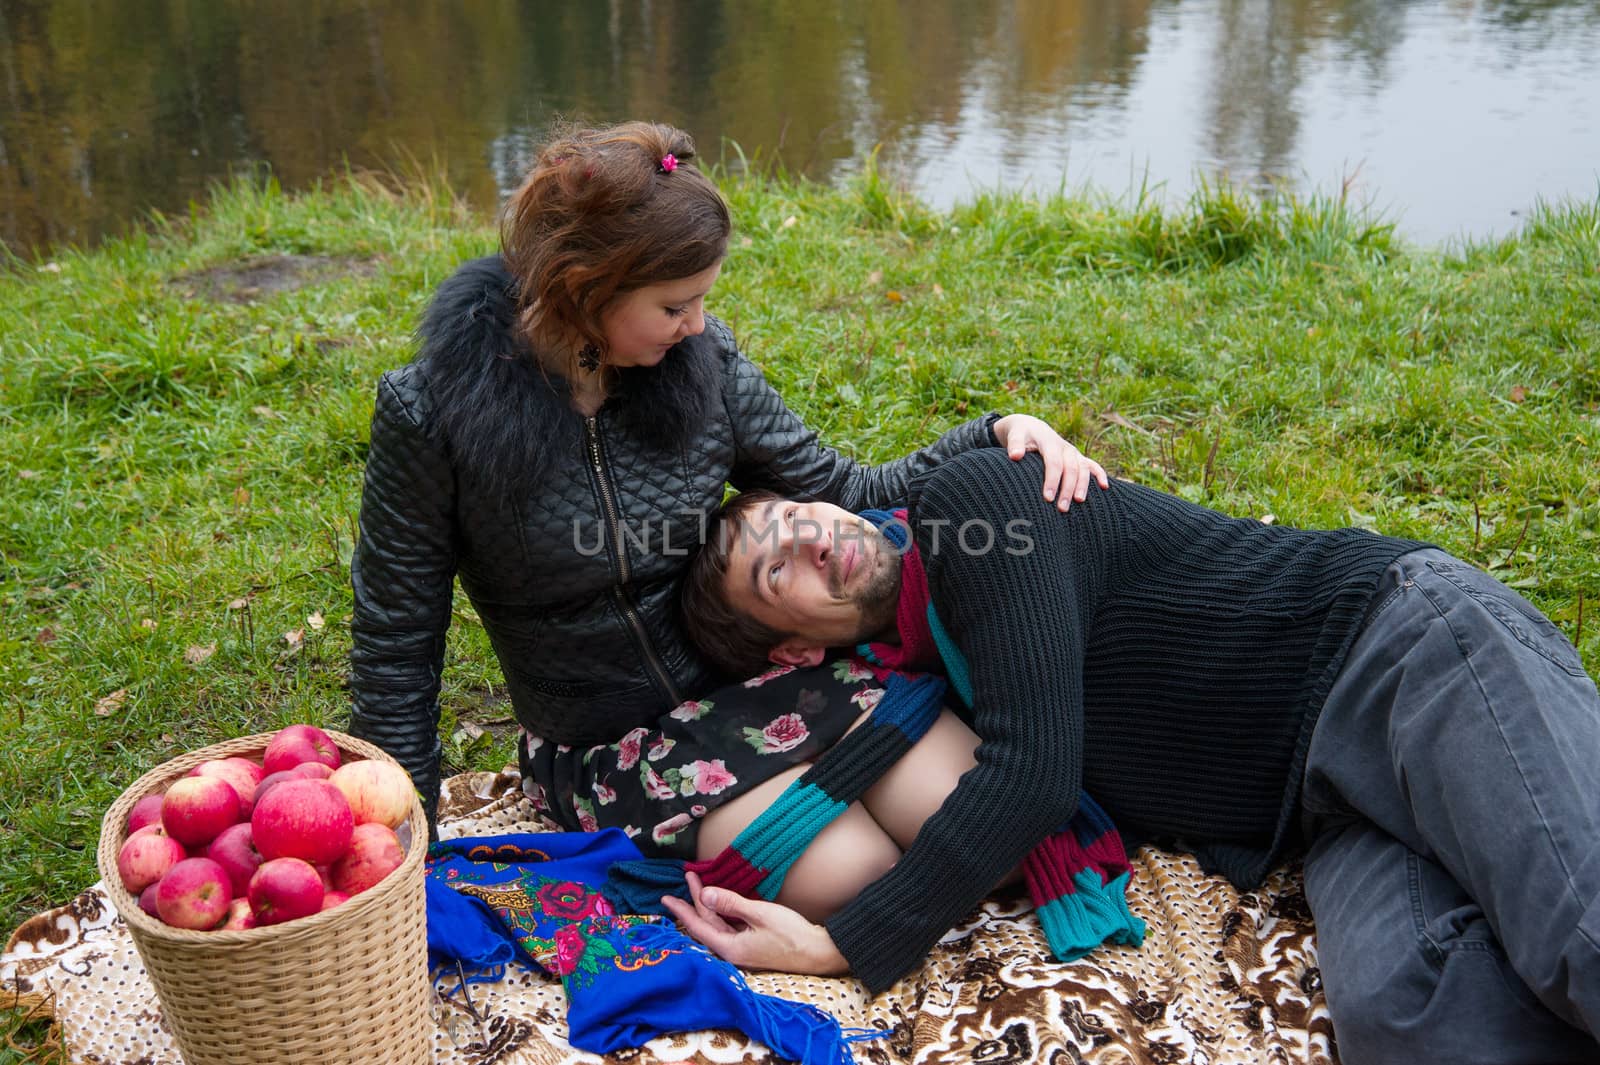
[115,724,416,931]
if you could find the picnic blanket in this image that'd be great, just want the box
[2,769,1338,1064]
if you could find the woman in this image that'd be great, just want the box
[348,120,1105,848]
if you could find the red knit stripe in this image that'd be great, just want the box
[686,849,766,896]
[1084,831,1132,882]
[1022,833,1080,900]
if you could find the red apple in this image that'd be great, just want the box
[190,758,266,818]
[138,883,161,918]
[127,793,166,835]
[330,823,405,895]
[220,897,256,931]
[261,724,341,775]
[118,829,187,894]
[314,863,335,891]
[290,762,334,781]
[248,858,324,925]
[155,858,233,930]
[161,775,241,848]
[319,890,350,911]
[329,760,414,829]
[251,779,353,865]
[254,770,299,805]
[206,822,265,898]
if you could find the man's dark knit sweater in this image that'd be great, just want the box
[824,449,1427,992]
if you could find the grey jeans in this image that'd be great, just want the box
[1301,548,1600,1064]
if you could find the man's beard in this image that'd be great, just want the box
[837,524,902,642]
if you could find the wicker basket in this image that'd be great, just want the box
[95,730,431,1065]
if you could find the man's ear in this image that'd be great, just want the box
[768,640,826,669]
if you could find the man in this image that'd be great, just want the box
[669,448,1600,1065]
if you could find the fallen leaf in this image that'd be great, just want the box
[1004,380,1019,393]
[251,405,282,419]
[1260,513,1277,525]
[1509,385,1528,403]
[455,722,486,742]
[932,283,946,297]
[233,486,251,506]
[227,598,249,610]
[18,469,37,480]
[161,733,175,744]
[1100,409,1154,435]
[283,628,305,650]
[781,215,798,229]
[140,618,158,629]
[307,610,326,632]
[885,290,904,303]
[35,627,57,644]
[94,688,128,717]
[867,270,884,285]
[39,262,62,273]
[184,642,216,665]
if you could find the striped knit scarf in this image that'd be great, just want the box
[605,512,1144,967]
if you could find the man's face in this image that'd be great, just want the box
[720,499,902,653]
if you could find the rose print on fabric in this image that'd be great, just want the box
[742,664,795,688]
[641,765,677,800]
[647,736,676,762]
[592,778,617,806]
[669,699,714,721]
[652,812,694,845]
[851,687,885,713]
[571,794,599,833]
[521,778,551,812]
[743,712,810,754]
[832,658,876,683]
[663,759,737,797]
[615,727,649,771]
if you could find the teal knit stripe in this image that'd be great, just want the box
[1035,870,1147,962]
[925,604,974,708]
[728,782,846,896]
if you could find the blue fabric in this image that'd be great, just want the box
[425,831,871,1064]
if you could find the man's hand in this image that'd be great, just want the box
[660,871,850,976]
[991,414,1109,511]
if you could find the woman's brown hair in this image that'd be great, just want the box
[500,121,732,377]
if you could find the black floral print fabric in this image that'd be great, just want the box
[517,658,886,858]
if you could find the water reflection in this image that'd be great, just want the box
[0,0,1596,254]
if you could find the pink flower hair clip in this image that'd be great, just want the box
[658,153,679,174]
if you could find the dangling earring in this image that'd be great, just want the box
[577,344,601,372]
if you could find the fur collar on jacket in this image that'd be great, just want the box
[415,255,721,498]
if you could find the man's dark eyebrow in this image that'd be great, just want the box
[747,501,779,603]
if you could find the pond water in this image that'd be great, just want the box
[2,0,1597,255]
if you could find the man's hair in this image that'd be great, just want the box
[681,489,795,680]
[500,120,731,376]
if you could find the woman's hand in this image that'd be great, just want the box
[992,414,1109,511]
[660,871,849,976]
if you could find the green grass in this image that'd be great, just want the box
[2,166,1598,1060]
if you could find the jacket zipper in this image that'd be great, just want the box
[585,415,684,707]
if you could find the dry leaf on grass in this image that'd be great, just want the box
[93,689,128,717]
[307,611,325,632]
[184,643,216,665]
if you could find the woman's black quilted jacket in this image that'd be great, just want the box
[348,256,999,820]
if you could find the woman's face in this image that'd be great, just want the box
[599,260,724,368]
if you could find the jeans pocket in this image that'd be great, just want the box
[1406,851,1552,1015]
[1425,560,1588,679]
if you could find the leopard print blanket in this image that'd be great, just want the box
[2,771,1337,1064]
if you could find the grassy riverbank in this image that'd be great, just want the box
[3,168,1598,1058]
